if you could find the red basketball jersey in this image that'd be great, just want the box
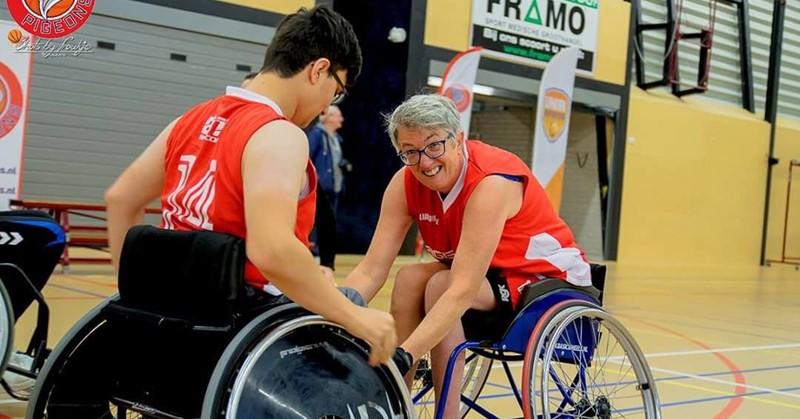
[405,140,591,308]
[160,87,317,294]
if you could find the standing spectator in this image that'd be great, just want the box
[308,105,352,273]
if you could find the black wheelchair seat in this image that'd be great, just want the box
[461,264,606,343]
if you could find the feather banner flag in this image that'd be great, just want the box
[438,46,482,136]
[531,46,579,213]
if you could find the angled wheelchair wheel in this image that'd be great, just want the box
[202,305,414,419]
[26,297,127,419]
[522,300,661,419]
[412,349,493,419]
[0,279,13,376]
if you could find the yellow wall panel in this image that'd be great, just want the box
[424,0,630,86]
[618,88,770,268]
[215,0,314,15]
[765,117,800,263]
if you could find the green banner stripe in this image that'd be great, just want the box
[564,0,598,10]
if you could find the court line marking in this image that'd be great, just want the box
[644,342,800,358]
[47,283,109,299]
[484,363,800,391]
[646,365,800,399]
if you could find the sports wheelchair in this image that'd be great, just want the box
[27,224,414,419]
[0,210,66,401]
[412,266,661,419]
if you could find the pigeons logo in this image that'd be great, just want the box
[6,0,95,38]
[0,63,24,140]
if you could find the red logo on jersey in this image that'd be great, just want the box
[0,63,24,140]
[6,0,95,38]
[443,83,472,113]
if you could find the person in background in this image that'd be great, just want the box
[307,105,352,276]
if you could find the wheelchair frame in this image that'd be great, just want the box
[0,262,52,401]
[27,295,416,419]
[413,285,661,419]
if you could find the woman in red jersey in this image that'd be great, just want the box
[104,5,396,367]
[345,94,593,418]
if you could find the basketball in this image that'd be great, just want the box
[7,29,22,44]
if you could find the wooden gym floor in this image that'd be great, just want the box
[1,249,798,418]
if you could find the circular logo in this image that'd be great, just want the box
[443,83,472,113]
[6,0,95,38]
[0,62,24,140]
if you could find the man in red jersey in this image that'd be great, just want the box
[345,94,594,417]
[104,5,396,367]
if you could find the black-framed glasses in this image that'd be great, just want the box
[397,134,454,166]
[330,71,348,105]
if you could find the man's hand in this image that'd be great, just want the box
[341,307,397,366]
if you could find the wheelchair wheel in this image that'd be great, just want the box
[522,300,661,419]
[411,349,493,419]
[26,297,129,419]
[202,305,414,419]
[0,279,13,376]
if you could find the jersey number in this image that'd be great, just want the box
[163,155,217,230]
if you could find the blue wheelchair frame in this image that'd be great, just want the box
[417,289,599,419]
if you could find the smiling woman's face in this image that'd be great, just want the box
[396,126,464,193]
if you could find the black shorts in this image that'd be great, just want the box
[460,268,517,342]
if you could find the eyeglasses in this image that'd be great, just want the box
[397,134,454,166]
[330,71,348,105]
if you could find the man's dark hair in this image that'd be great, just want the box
[243,71,259,81]
[261,5,362,87]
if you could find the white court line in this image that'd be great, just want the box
[644,365,800,399]
[486,341,800,370]
[642,342,800,358]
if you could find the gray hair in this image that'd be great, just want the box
[385,94,462,150]
[320,105,340,123]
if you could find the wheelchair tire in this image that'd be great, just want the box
[522,300,661,419]
[26,296,121,419]
[411,350,492,419]
[0,279,13,376]
[202,304,414,419]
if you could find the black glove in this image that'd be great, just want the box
[393,347,414,376]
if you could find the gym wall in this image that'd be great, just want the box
[619,1,800,268]
[765,119,800,263]
[0,1,270,203]
[619,88,770,268]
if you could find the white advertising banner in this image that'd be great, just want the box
[0,20,33,210]
[470,0,598,74]
[531,46,578,213]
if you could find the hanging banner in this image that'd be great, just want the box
[470,0,598,74]
[0,20,33,210]
[531,46,578,213]
[438,46,482,136]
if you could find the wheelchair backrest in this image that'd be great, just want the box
[115,224,246,327]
